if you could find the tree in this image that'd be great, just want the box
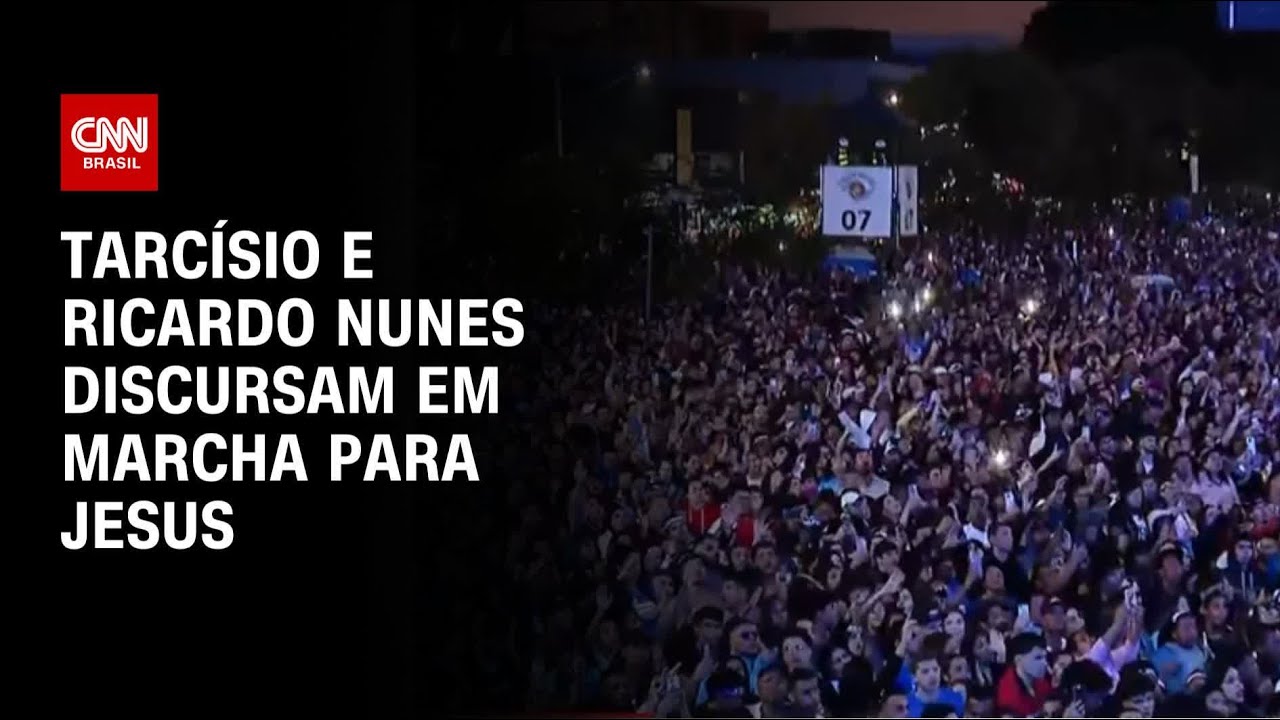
[1020,0,1279,193]
[1022,2,1217,72]
[472,146,650,302]
[1201,83,1280,191]
[901,43,1278,205]
[902,50,1074,202]
[738,94,833,204]
[1059,50,1207,199]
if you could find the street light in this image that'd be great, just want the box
[644,225,654,322]
[884,93,902,253]
[636,63,653,82]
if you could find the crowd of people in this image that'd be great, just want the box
[507,212,1280,718]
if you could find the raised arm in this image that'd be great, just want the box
[1091,604,1129,660]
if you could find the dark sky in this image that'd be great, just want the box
[712,1,1048,39]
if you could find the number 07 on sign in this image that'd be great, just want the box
[820,164,919,238]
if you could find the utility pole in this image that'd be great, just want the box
[890,129,902,253]
[554,73,564,158]
[644,224,654,322]
[886,91,903,253]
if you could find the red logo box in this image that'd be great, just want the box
[61,94,158,192]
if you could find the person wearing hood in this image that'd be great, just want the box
[1220,537,1266,607]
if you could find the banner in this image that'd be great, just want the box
[821,165,893,237]
[897,165,919,237]
[821,165,920,238]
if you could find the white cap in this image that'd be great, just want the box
[840,489,861,509]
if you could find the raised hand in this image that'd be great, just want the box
[693,642,716,681]
[886,568,906,592]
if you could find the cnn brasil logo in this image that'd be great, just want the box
[60,94,158,192]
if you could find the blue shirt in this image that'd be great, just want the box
[905,336,929,363]
[696,653,771,705]
[1152,642,1207,695]
[907,687,965,717]
[894,662,915,693]
[736,653,771,694]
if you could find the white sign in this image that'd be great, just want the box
[897,165,919,237]
[821,166,891,237]
[821,165,920,238]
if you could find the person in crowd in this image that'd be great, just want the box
[906,653,965,717]
[1202,664,1257,718]
[747,663,789,718]
[995,632,1052,715]
[783,667,824,718]
[878,691,910,718]
[694,669,753,718]
[1153,611,1208,694]
[1110,667,1158,718]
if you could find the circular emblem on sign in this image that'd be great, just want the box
[845,173,874,200]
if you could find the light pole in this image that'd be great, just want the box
[551,62,658,320]
[554,74,564,158]
[887,91,901,253]
[644,224,654,322]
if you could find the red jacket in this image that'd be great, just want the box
[684,501,721,536]
[728,514,757,548]
[1251,517,1279,541]
[995,666,1051,716]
